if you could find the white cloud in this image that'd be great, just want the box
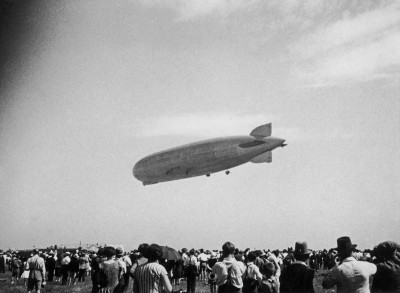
[138,0,257,20]
[300,32,400,87]
[293,3,400,58]
[291,2,400,86]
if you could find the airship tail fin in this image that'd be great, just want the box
[250,123,271,139]
[251,151,272,163]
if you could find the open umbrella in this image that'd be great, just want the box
[161,246,181,261]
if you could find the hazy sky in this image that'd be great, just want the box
[0,0,399,251]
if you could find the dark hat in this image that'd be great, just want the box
[116,247,124,257]
[373,241,400,258]
[104,246,116,258]
[294,242,311,255]
[335,237,357,252]
[33,249,39,254]
[97,247,104,257]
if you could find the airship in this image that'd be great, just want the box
[133,123,286,185]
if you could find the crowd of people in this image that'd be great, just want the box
[0,236,399,293]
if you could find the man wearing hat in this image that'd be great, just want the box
[280,241,315,293]
[322,236,377,293]
[26,248,46,293]
[115,246,131,293]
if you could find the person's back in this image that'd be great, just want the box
[259,276,279,293]
[280,242,314,293]
[322,237,376,293]
[280,262,314,293]
[135,262,168,293]
[372,241,400,293]
[373,259,400,292]
[212,242,244,293]
[324,257,376,293]
[243,253,263,293]
[133,244,172,293]
[99,247,122,291]
[101,258,121,289]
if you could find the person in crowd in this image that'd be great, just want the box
[46,251,56,282]
[69,252,80,285]
[180,248,189,284]
[130,243,149,290]
[235,253,247,277]
[259,262,280,293]
[371,241,400,292]
[78,252,89,282]
[91,247,105,293]
[265,251,282,282]
[114,247,129,293]
[26,249,46,293]
[243,252,263,293]
[21,256,30,286]
[198,249,209,282]
[99,246,125,292]
[61,251,71,285]
[282,250,295,271]
[172,257,184,286]
[322,236,377,293]
[181,248,189,266]
[54,251,62,282]
[133,243,172,293]
[0,251,6,274]
[212,241,244,293]
[254,251,265,270]
[206,251,219,283]
[184,248,199,293]
[280,241,314,293]
[118,247,133,293]
[11,253,22,284]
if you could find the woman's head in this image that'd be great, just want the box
[147,244,162,262]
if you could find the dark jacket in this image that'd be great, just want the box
[372,258,400,292]
[280,262,314,293]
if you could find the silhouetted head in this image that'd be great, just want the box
[138,243,149,258]
[294,242,311,262]
[222,242,235,258]
[104,246,116,258]
[247,252,257,262]
[147,244,162,262]
[336,237,357,259]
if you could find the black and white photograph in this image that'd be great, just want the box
[0,0,399,292]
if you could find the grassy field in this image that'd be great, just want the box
[0,270,336,293]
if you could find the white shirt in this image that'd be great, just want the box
[323,257,377,293]
[184,255,198,266]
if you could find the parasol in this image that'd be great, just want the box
[161,246,182,261]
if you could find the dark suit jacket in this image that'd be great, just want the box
[372,258,400,292]
[280,262,314,293]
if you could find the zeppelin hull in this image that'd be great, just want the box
[133,135,285,185]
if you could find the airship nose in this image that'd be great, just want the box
[132,162,142,180]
